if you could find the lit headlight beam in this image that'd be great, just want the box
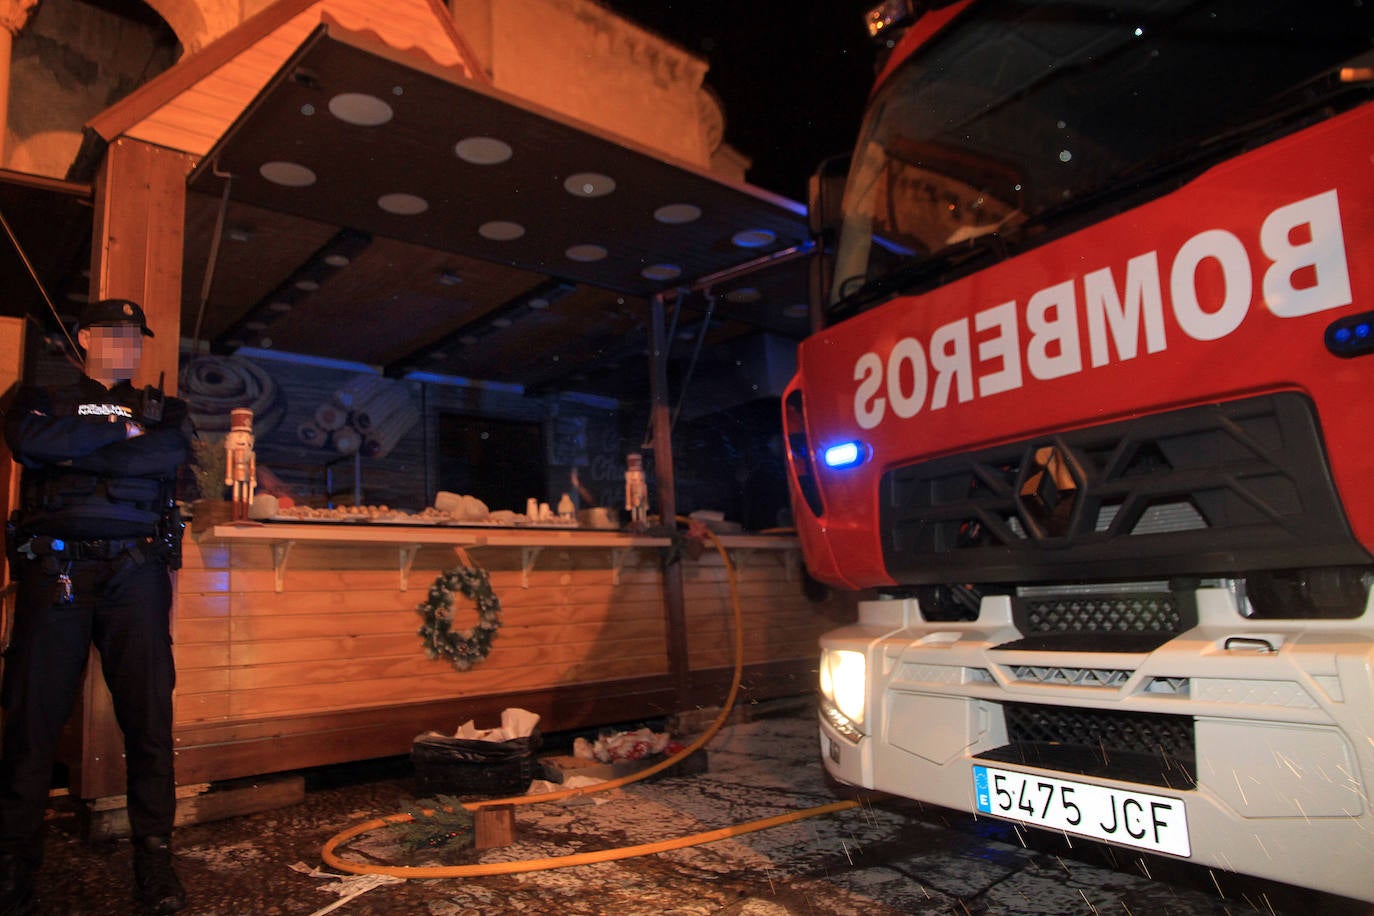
[820,649,867,726]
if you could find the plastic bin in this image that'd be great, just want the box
[411,730,542,797]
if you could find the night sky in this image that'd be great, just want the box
[599,1,880,201]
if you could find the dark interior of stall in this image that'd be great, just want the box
[10,315,795,532]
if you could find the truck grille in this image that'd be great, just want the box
[999,590,1193,652]
[977,702,1196,789]
[878,393,1368,585]
[1005,665,1133,687]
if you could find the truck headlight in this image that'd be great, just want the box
[819,649,866,727]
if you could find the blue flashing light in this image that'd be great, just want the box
[823,441,865,469]
[52,539,65,552]
[1326,310,1374,359]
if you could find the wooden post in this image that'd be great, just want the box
[474,805,515,849]
[89,136,195,393]
[649,292,690,709]
[73,136,194,804]
[1,318,24,642]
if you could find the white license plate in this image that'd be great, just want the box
[973,764,1190,857]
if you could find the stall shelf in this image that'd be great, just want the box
[210,522,675,590]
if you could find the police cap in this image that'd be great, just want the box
[79,298,155,337]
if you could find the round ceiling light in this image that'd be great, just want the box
[455,137,513,165]
[564,172,616,198]
[328,93,394,126]
[259,161,316,187]
[640,264,682,281]
[528,298,550,310]
[479,220,526,241]
[725,287,761,303]
[732,228,777,248]
[268,301,292,312]
[654,203,701,224]
[323,254,351,267]
[294,279,320,291]
[490,317,513,328]
[565,244,608,262]
[378,193,429,215]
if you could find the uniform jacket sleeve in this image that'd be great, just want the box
[67,396,194,480]
[3,383,129,468]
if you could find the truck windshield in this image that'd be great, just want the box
[831,0,1374,307]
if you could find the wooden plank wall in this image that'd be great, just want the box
[174,536,669,720]
[163,532,850,788]
[169,533,671,782]
[681,549,852,674]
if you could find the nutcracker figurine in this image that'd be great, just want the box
[625,452,648,529]
[225,407,256,520]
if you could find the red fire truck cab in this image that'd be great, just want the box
[788,0,1374,902]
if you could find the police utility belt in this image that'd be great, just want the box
[17,534,156,562]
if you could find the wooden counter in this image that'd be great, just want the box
[72,521,856,802]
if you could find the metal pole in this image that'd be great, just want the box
[649,291,690,708]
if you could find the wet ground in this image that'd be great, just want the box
[23,701,1374,915]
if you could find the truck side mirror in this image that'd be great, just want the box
[807,155,851,331]
[807,155,851,239]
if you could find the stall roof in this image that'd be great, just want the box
[182,21,814,403]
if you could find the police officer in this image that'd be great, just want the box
[1,299,191,914]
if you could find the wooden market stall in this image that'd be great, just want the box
[159,524,847,792]
[15,0,853,832]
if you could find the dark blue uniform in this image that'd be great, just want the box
[2,374,191,859]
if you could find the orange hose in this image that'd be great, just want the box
[320,518,856,878]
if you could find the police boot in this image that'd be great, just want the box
[133,836,186,914]
[0,852,36,915]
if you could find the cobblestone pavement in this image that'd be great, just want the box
[21,703,1374,915]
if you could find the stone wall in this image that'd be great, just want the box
[4,0,177,176]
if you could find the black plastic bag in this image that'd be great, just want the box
[411,729,542,797]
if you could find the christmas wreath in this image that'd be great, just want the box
[417,559,502,671]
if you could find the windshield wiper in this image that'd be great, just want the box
[828,231,1014,322]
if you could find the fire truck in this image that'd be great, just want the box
[786,0,1374,902]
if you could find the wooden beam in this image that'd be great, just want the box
[73,137,195,802]
[0,317,23,589]
[81,774,305,842]
[170,676,679,787]
[90,137,194,393]
[85,0,319,143]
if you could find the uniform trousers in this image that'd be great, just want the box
[0,552,176,862]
